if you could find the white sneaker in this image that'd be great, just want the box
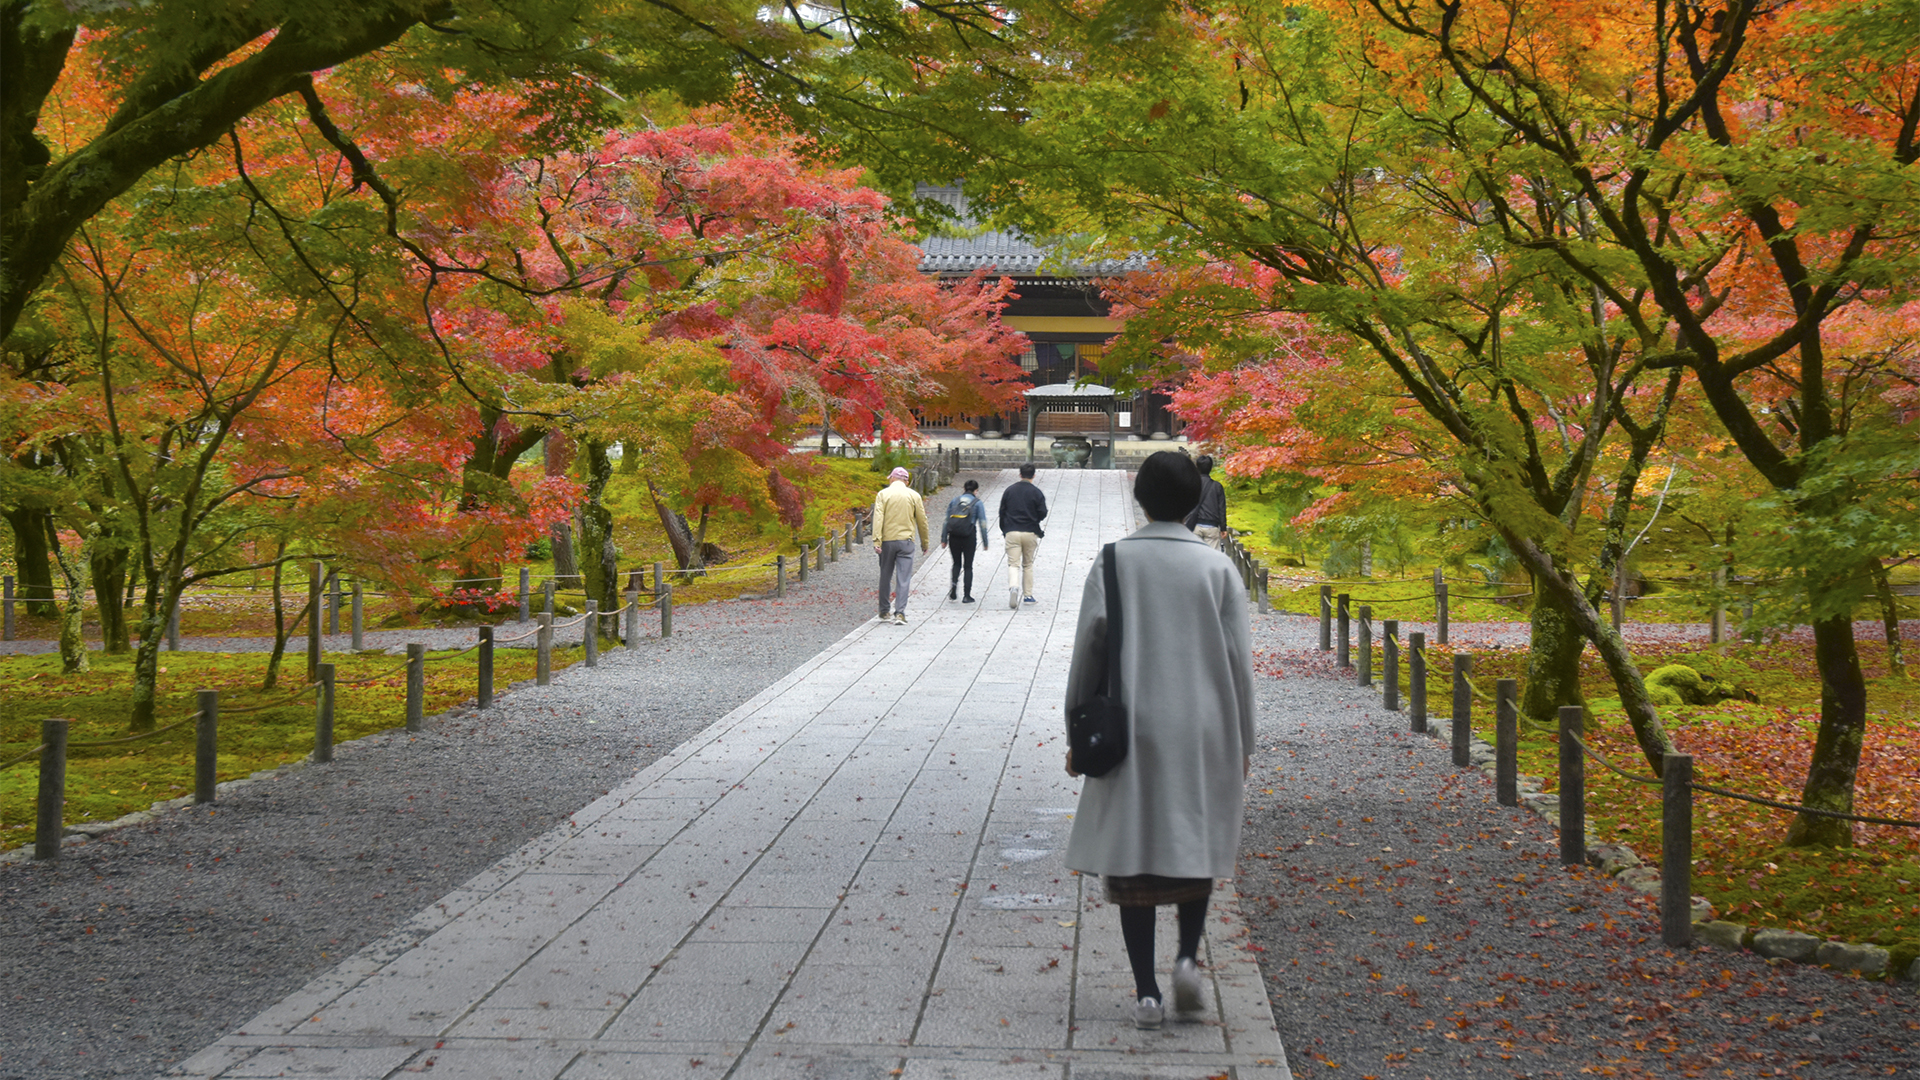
[1131,995,1164,1030]
[893,611,907,625]
[1171,957,1204,1016]
[1009,587,1020,610]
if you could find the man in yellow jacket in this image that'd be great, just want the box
[871,466,931,624]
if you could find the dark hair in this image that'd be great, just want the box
[1195,454,1215,474]
[1135,451,1202,522]
[963,479,979,492]
[1019,463,1037,479]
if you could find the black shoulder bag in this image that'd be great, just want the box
[1068,543,1128,778]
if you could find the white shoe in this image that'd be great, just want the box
[1131,995,1164,1030]
[1171,957,1204,1016]
[1009,587,1020,610]
[893,611,907,625]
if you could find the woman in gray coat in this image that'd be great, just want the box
[1063,451,1255,1029]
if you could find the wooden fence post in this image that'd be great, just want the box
[477,627,494,708]
[660,583,673,638]
[3,574,14,641]
[1495,678,1518,806]
[653,562,664,596]
[1357,605,1373,687]
[405,644,425,732]
[1257,567,1270,614]
[584,601,599,667]
[1319,585,1332,651]
[827,534,837,564]
[1559,705,1586,866]
[196,689,219,804]
[542,579,555,617]
[351,579,364,651]
[315,663,336,762]
[518,567,531,623]
[1409,631,1427,734]
[33,719,68,861]
[817,539,827,571]
[328,571,342,635]
[1336,593,1351,668]
[1435,581,1449,645]
[536,614,553,685]
[799,545,809,584]
[1451,654,1472,767]
[775,555,786,598]
[624,592,639,650]
[1383,620,1399,712]
[1662,753,1694,946]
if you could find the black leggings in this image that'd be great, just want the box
[947,534,976,596]
[1119,899,1208,1001]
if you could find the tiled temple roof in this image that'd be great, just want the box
[913,185,1150,277]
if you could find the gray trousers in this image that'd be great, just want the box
[878,539,917,615]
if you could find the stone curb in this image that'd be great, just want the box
[1416,724,1920,988]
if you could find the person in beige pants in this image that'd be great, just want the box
[996,463,1049,609]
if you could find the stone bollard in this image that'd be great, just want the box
[518,567,531,623]
[1336,593,1351,668]
[584,601,599,667]
[34,719,69,861]
[328,572,342,635]
[315,663,336,762]
[307,561,322,678]
[478,627,494,708]
[624,592,639,651]
[775,555,786,598]
[536,614,553,685]
[660,584,673,638]
[1435,581,1449,645]
[1319,585,1332,651]
[406,644,425,732]
[196,689,219,804]
[1662,753,1694,946]
[1559,705,1586,866]
[1409,632,1427,734]
[1357,606,1373,687]
[1383,620,1399,712]
[2,574,13,640]
[1451,653,1472,766]
[627,569,644,595]
[351,579,364,651]
[1495,678,1518,806]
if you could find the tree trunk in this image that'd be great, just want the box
[647,480,700,571]
[127,578,173,732]
[1786,594,1871,848]
[619,441,639,475]
[262,546,288,691]
[1868,560,1905,678]
[90,542,129,654]
[456,412,544,591]
[1507,533,1675,773]
[578,440,620,614]
[545,435,581,586]
[2,505,57,616]
[1521,579,1586,722]
[44,518,90,674]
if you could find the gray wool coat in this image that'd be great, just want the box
[1063,521,1256,881]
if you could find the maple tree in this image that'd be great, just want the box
[813,0,1920,844]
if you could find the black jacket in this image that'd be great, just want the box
[998,480,1048,536]
[1185,476,1226,529]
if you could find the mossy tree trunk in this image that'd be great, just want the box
[2,505,57,616]
[577,440,619,615]
[457,411,545,592]
[1786,574,1872,848]
[89,542,129,654]
[1868,560,1905,679]
[1521,579,1586,722]
[44,517,90,674]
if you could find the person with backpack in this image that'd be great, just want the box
[940,479,990,603]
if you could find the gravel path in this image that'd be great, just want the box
[1238,612,1920,1079]
[0,543,882,1080]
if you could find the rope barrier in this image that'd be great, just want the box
[217,684,320,715]
[493,625,542,644]
[0,743,46,771]
[1564,733,1920,828]
[419,642,482,663]
[333,657,417,688]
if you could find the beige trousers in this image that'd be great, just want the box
[1004,531,1041,596]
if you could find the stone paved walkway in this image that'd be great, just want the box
[164,468,1291,1080]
